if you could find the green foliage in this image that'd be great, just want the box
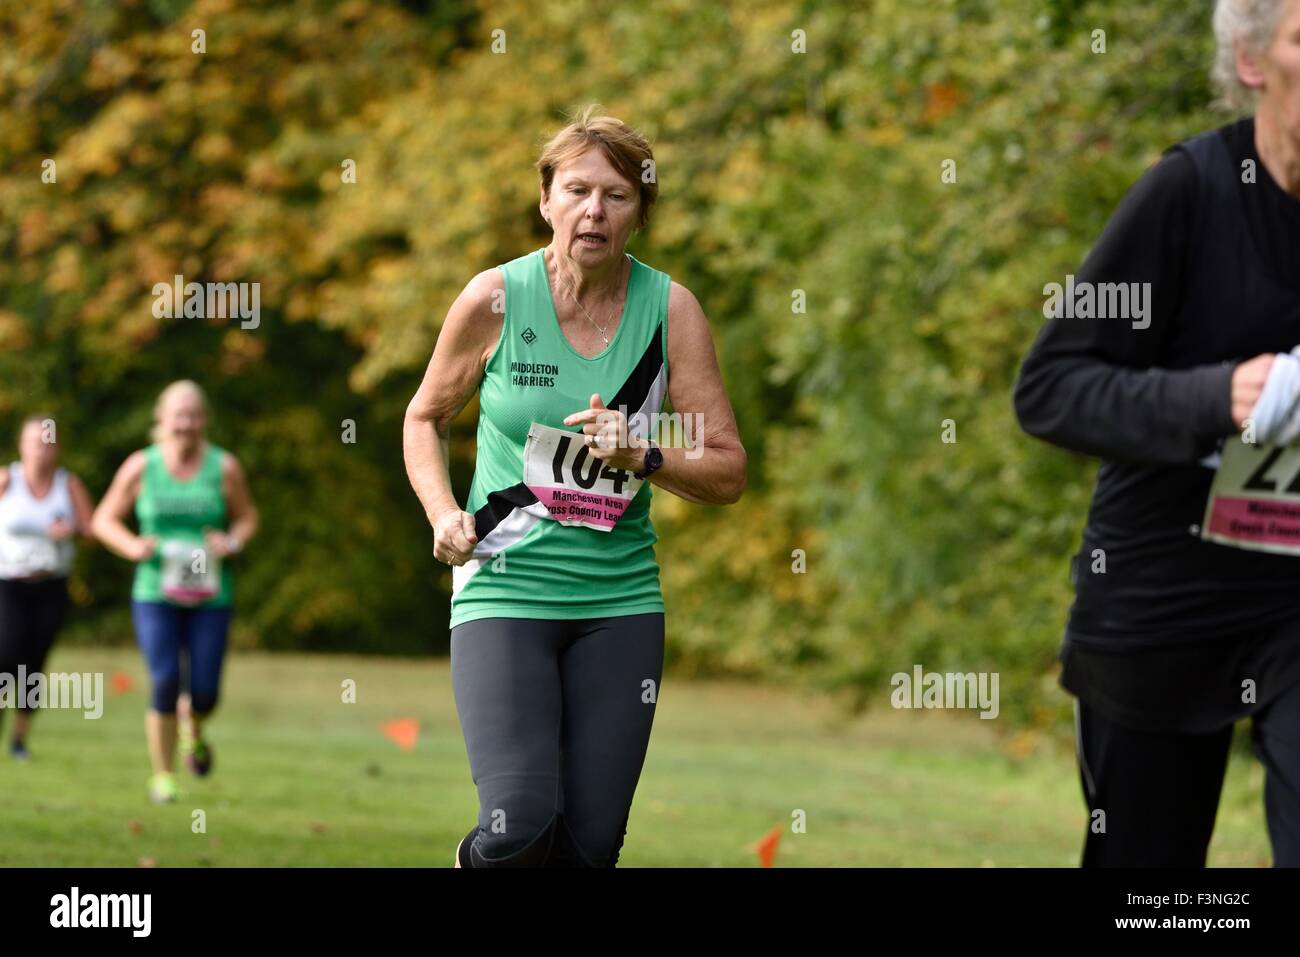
[0,0,1226,721]
[1,0,455,653]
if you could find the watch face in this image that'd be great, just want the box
[648,447,663,469]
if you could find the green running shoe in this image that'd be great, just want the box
[148,771,180,804]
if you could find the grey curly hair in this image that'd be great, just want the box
[1212,0,1291,112]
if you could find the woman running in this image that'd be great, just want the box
[0,414,96,760]
[92,381,258,803]
[404,105,747,867]
[1015,0,1300,866]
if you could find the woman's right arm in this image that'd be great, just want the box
[1013,147,1249,464]
[403,268,504,564]
[90,451,154,561]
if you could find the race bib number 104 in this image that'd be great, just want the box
[1202,440,1300,555]
[523,422,645,532]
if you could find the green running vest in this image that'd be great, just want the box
[132,443,234,607]
[449,247,671,628]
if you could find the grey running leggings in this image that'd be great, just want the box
[450,613,665,867]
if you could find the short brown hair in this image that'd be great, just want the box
[534,104,658,231]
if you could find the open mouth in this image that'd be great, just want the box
[577,233,607,246]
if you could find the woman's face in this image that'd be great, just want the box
[1251,0,1300,137]
[541,147,641,267]
[159,389,207,446]
[18,421,58,471]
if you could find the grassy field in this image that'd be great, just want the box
[0,646,1274,867]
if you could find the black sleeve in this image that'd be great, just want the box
[1012,147,1239,464]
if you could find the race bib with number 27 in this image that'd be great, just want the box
[1202,439,1300,555]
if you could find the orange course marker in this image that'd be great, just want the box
[110,672,134,694]
[381,718,419,751]
[756,824,782,867]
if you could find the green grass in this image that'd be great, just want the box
[0,647,1274,867]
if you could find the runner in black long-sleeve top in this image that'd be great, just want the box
[1013,0,1300,867]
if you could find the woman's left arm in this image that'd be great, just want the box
[66,474,98,543]
[645,283,747,505]
[217,453,259,555]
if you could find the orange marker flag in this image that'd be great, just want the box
[381,718,419,751]
[110,672,134,694]
[756,824,782,868]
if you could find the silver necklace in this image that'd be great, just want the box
[553,255,626,346]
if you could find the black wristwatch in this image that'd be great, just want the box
[634,441,663,480]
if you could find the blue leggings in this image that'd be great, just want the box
[131,601,231,716]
